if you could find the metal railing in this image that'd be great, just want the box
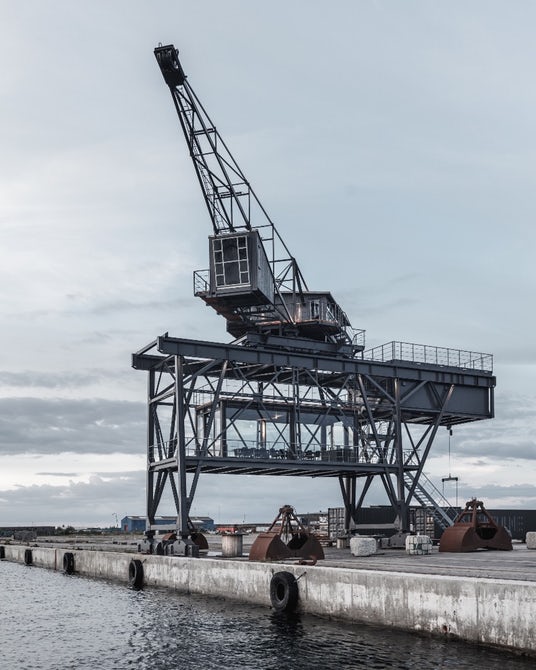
[193,269,210,295]
[404,471,459,530]
[351,328,366,350]
[363,341,493,372]
[151,438,396,465]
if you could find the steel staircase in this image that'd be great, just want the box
[404,471,458,531]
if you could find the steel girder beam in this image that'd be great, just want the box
[135,335,494,386]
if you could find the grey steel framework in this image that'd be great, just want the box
[132,335,494,538]
[137,45,496,544]
[153,43,356,349]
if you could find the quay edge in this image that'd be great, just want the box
[2,544,535,657]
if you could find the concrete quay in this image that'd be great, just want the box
[1,538,535,658]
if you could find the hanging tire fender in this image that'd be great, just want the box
[24,548,33,565]
[270,571,299,612]
[63,552,75,574]
[128,559,144,589]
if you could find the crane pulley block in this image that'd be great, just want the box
[154,44,186,87]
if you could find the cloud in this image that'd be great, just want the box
[35,472,80,478]
[0,397,145,456]
[0,371,104,390]
[458,439,536,462]
[2,2,536,525]
[0,471,146,527]
[86,298,191,317]
[0,468,390,527]
[456,483,536,509]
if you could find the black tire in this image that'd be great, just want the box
[24,549,33,565]
[270,571,299,613]
[0,546,5,559]
[128,559,144,589]
[63,552,75,574]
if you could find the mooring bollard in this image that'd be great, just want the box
[221,533,243,557]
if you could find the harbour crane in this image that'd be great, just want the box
[154,44,360,355]
[133,43,495,556]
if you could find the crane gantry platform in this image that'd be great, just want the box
[132,44,495,555]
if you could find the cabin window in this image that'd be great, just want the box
[310,300,320,320]
[213,236,250,287]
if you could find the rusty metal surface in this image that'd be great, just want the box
[248,504,324,562]
[191,532,209,551]
[249,533,292,561]
[288,534,325,560]
[439,498,513,553]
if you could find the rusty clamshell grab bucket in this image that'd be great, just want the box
[249,504,325,562]
[439,498,513,552]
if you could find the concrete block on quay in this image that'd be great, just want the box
[349,536,376,556]
[526,531,536,549]
[406,534,433,555]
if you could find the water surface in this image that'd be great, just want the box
[1,560,532,669]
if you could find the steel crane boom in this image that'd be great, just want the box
[154,44,361,353]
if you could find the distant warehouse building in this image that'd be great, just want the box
[121,516,215,533]
[121,516,148,533]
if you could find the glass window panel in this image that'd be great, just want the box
[212,234,252,287]
[225,263,240,284]
[222,237,239,261]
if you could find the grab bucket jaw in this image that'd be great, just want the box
[439,498,513,552]
[191,531,209,551]
[249,505,325,562]
[249,533,292,562]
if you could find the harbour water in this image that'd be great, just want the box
[1,560,533,669]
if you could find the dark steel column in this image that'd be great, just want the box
[145,368,156,537]
[175,355,189,539]
[394,379,408,531]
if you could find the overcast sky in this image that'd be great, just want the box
[2,1,536,527]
